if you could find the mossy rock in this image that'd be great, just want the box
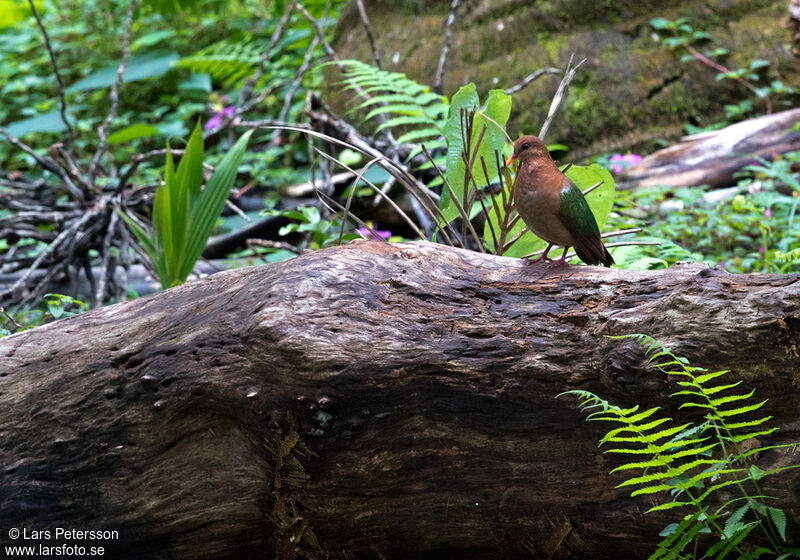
[329,0,797,158]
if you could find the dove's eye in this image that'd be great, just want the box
[521,142,530,150]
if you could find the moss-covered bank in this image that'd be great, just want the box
[330,0,798,158]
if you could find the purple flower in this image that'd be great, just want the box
[357,226,392,240]
[764,207,771,218]
[759,245,766,255]
[205,105,235,131]
[609,153,643,173]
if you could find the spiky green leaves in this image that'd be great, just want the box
[121,122,252,288]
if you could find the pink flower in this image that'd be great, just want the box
[205,105,235,131]
[759,245,766,255]
[764,207,771,218]
[609,153,642,173]
[357,226,392,240]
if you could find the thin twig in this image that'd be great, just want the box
[224,200,251,223]
[0,129,84,201]
[297,4,394,142]
[313,148,426,240]
[27,0,74,145]
[337,156,383,245]
[685,45,771,115]
[94,208,118,307]
[434,0,459,95]
[601,227,642,238]
[538,54,586,141]
[238,0,298,112]
[0,203,104,302]
[355,0,382,69]
[89,0,136,184]
[235,118,312,130]
[581,180,604,196]
[504,67,562,96]
[0,307,25,332]
[116,147,186,193]
[269,1,331,147]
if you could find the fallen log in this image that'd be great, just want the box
[617,107,800,189]
[1,241,798,559]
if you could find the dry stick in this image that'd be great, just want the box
[0,307,25,331]
[94,208,119,307]
[51,144,92,193]
[433,0,459,95]
[224,200,251,223]
[602,228,642,238]
[238,0,298,112]
[336,156,384,245]
[371,175,395,207]
[581,180,603,196]
[418,146,464,247]
[88,0,136,184]
[27,0,74,145]
[116,147,186,193]
[269,6,327,148]
[0,129,84,201]
[313,148,427,241]
[271,122,444,240]
[0,202,103,302]
[504,67,562,96]
[315,190,388,244]
[355,0,382,69]
[685,45,771,115]
[460,125,488,249]
[476,157,499,252]
[296,4,395,143]
[538,54,586,141]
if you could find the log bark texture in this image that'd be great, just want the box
[617,107,800,190]
[1,241,799,559]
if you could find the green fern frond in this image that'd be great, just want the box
[335,59,448,169]
[566,334,799,558]
[176,37,266,88]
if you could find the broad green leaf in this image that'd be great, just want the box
[177,73,212,92]
[440,84,479,217]
[108,123,161,144]
[440,87,511,223]
[4,110,68,137]
[67,50,179,92]
[0,0,32,27]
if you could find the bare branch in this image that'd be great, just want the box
[89,0,136,183]
[0,202,105,303]
[355,0,382,69]
[269,1,332,147]
[504,67,561,96]
[433,0,459,95]
[27,0,74,145]
[94,209,118,307]
[538,54,586,141]
[0,129,84,201]
[238,0,298,112]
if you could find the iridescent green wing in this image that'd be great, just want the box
[557,180,601,239]
[557,179,609,265]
